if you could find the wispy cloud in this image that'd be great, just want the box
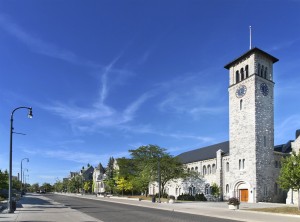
[157,73,226,117]
[269,39,299,52]
[275,115,300,143]
[24,147,128,165]
[0,13,99,67]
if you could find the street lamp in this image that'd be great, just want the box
[21,158,29,192]
[22,168,28,187]
[8,107,33,213]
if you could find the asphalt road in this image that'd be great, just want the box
[46,194,242,222]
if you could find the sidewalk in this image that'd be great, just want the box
[0,193,102,222]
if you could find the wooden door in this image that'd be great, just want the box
[240,189,248,202]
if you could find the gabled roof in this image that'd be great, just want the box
[177,141,229,164]
[96,163,105,173]
[224,47,279,70]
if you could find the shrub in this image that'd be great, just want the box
[177,194,195,201]
[228,197,240,206]
[194,193,207,201]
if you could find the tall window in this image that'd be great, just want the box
[245,65,249,78]
[264,67,268,79]
[241,68,244,80]
[240,99,243,110]
[226,162,229,172]
[258,63,261,76]
[264,136,267,147]
[239,159,245,170]
[203,166,207,175]
[274,183,278,195]
[236,71,240,83]
[226,184,229,194]
[195,166,198,172]
[264,186,268,196]
[208,165,211,174]
[261,65,264,76]
[212,164,216,174]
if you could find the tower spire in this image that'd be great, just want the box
[249,26,252,49]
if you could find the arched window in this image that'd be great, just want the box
[245,65,249,78]
[264,67,267,79]
[241,68,244,80]
[212,164,216,173]
[226,184,229,193]
[242,159,245,169]
[189,186,195,195]
[191,167,194,171]
[203,166,207,175]
[258,63,261,76]
[205,184,210,195]
[195,166,198,172]
[261,65,264,76]
[236,71,240,83]
[207,165,211,174]
[226,162,229,172]
[239,159,241,170]
[240,99,243,110]
[188,168,190,172]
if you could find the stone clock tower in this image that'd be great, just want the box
[224,47,278,203]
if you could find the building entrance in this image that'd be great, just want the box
[240,189,248,202]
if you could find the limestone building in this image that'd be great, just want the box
[150,47,293,203]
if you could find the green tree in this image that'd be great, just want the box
[104,157,116,194]
[116,177,133,196]
[210,183,220,198]
[0,170,9,189]
[30,183,40,192]
[129,144,187,196]
[53,180,64,192]
[68,175,82,193]
[41,183,53,192]
[278,151,300,210]
[12,178,21,190]
[83,181,93,193]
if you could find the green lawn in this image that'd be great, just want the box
[247,207,300,215]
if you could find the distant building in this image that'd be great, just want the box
[93,163,106,194]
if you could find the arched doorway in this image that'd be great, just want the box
[234,181,250,202]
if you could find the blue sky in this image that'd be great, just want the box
[0,0,300,185]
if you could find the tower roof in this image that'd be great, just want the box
[224,47,279,70]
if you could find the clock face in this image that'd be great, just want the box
[236,85,247,98]
[260,83,269,96]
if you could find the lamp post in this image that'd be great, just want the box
[157,157,161,203]
[8,107,33,213]
[21,158,29,192]
[22,168,28,188]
